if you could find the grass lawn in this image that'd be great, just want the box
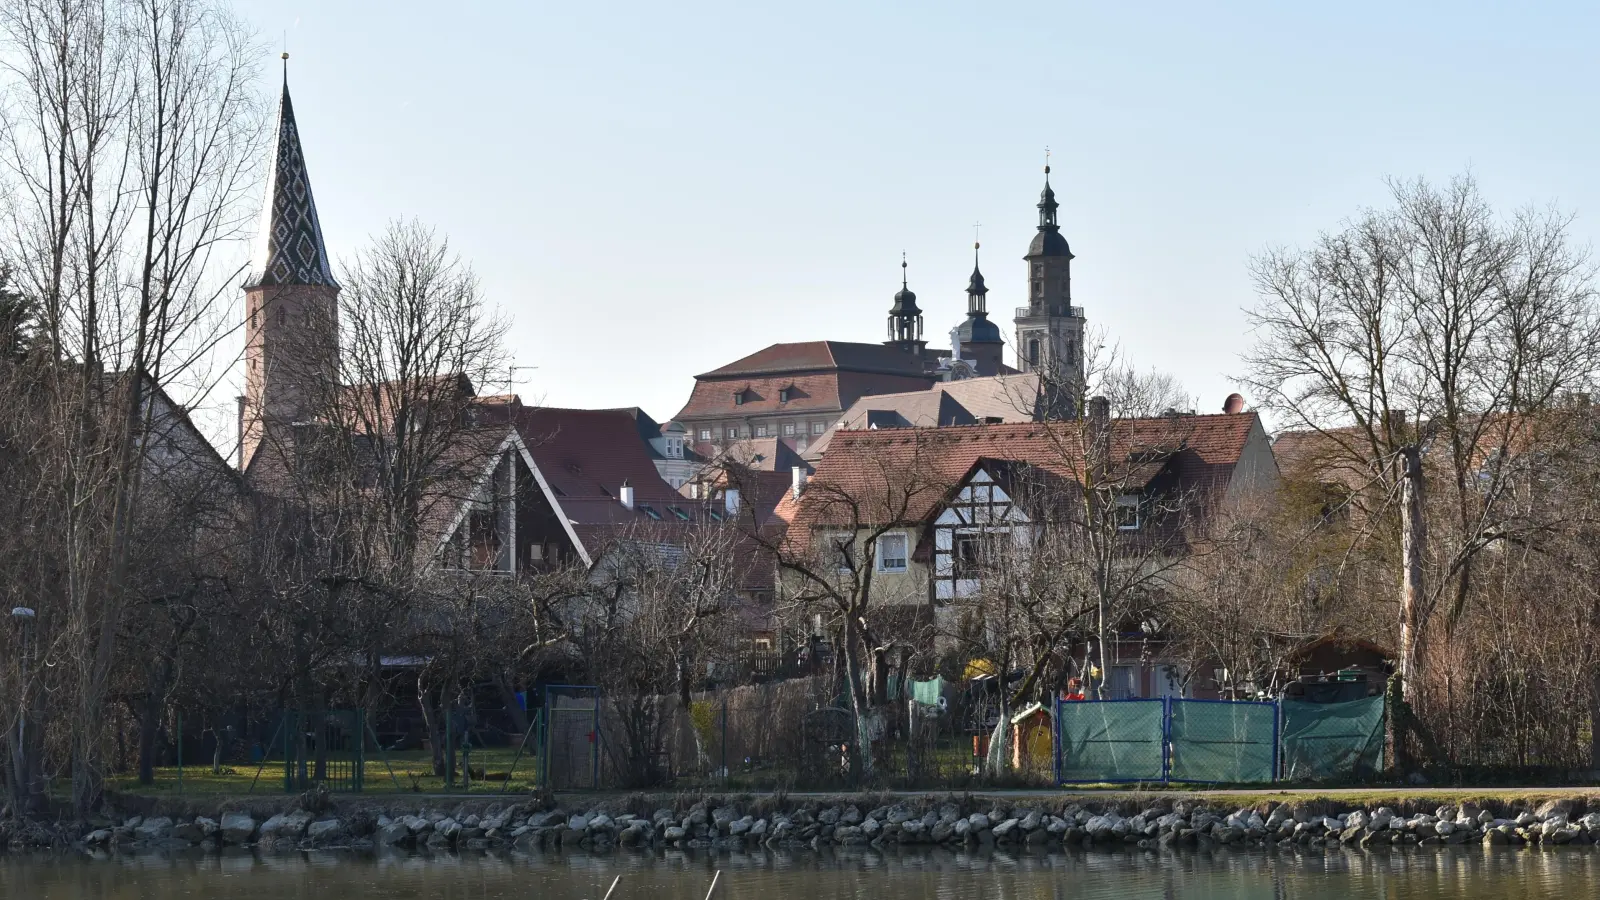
[106,746,544,795]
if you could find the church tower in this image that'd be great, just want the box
[953,242,1004,376]
[1013,163,1086,412]
[239,59,340,471]
[885,255,926,357]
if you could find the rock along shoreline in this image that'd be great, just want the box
[5,793,1600,855]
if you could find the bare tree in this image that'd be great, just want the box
[0,0,264,813]
[1244,173,1600,765]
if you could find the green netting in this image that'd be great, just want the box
[1280,696,1385,781]
[1167,700,1277,783]
[1056,700,1165,782]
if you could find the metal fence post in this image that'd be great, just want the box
[1161,697,1172,784]
[1052,695,1062,786]
[355,709,366,793]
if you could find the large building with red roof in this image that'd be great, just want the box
[672,166,1090,459]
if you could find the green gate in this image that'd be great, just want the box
[282,709,369,793]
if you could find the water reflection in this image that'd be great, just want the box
[1,844,1596,899]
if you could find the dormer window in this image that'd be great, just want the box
[778,385,794,403]
[734,390,745,406]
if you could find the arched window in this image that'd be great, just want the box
[1028,339,1040,367]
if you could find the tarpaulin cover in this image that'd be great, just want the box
[1055,699,1166,782]
[1167,699,1277,783]
[1280,696,1385,780]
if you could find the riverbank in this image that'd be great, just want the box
[9,787,1600,854]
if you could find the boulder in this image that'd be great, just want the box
[376,823,410,846]
[170,821,206,843]
[567,814,590,831]
[220,812,257,844]
[967,813,991,830]
[307,819,344,843]
[84,829,112,846]
[992,818,1019,839]
[133,817,174,842]
[260,810,313,840]
[664,826,686,843]
[729,816,753,836]
[1536,799,1575,820]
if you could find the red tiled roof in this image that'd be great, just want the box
[674,370,935,421]
[699,341,929,379]
[787,413,1261,531]
[476,405,682,503]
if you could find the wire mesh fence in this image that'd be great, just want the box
[1280,696,1386,780]
[1053,695,1384,785]
[1055,699,1167,783]
[1167,699,1278,784]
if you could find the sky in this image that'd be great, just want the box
[225,0,1600,427]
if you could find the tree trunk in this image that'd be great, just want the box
[417,675,445,776]
[494,672,530,736]
[1399,445,1426,704]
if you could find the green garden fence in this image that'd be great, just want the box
[1054,699,1167,783]
[1055,695,1384,785]
[1279,695,1385,780]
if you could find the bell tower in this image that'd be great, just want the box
[240,55,340,471]
[1013,159,1086,414]
[885,254,926,357]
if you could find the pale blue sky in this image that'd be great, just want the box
[231,0,1600,425]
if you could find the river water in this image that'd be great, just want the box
[3,846,1599,899]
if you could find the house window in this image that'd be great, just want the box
[952,532,984,579]
[1028,339,1040,367]
[876,532,908,573]
[639,504,661,521]
[783,423,796,436]
[734,390,745,406]
[698,429,712,441]
[1115,494,1141,531]
[812,421,826,435]
[755,424,769,437]
[778,387,792,403]
[1107,665,1138,699]
[726,427,739,439]
[829,534,854,572]
[668,506,690,521]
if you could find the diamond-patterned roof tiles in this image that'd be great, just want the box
[245,80,337,289]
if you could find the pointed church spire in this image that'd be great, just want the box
[245,53,337,289]
[966,240,988,311]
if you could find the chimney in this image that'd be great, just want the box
[1222,393,1245,415]
[724,488,741,516]
[1088,395,1110,425]
[619,481,634,510]
[792,465,808,499]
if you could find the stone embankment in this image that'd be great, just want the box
[6,795,1600,854]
